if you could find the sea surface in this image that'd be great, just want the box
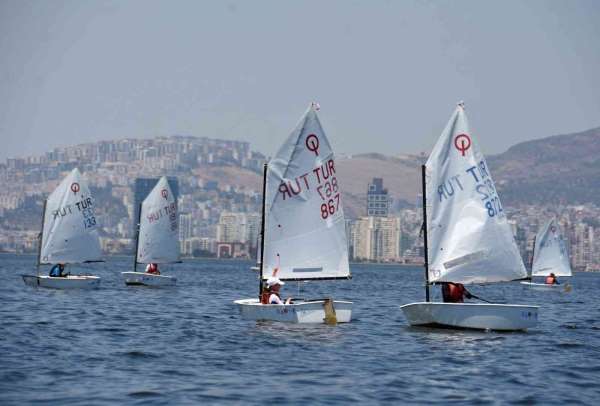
[1,254,599,405]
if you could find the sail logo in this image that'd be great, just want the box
[454,134,471,156]
[70,182,80,194]
[305,134,320,156]
[161,189,169,200]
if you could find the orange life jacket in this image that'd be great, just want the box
[443,283,465,303]
[545,275,556,285]
[147,264,160,275]
[260,291,270,304]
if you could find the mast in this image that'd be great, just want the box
[258,163,268,299]
[257,163,269,299]
[36,199,47,276]
[528,235,536,280]
[133,203,142,273]
[421,164,430,302]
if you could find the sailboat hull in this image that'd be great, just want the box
[121,272,176,287]
[234,298,352,323]
[400,302,538,331]
[520,281,571,292]
[22,275,101,289]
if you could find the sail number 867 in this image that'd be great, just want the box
[321,193,340,219]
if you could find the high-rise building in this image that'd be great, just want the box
[216,212,260,246]
[351,216,402,262]
[179,212,193,242]
[367,178,390,217]
[132,177,179,233]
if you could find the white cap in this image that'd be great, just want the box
[266,276,285,287]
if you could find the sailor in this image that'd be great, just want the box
[260,283,272,304]
[145,263,160,275]
[545,272,560,285]
[441,282,472,303]
[49,263,67,277]
[266,276,291,305]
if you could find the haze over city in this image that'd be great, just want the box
[1,0,600,162]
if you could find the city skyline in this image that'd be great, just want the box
[2,1,600,161]
[1,133,599,272]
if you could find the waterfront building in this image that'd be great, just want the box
[367,178,390,217]
[351,216,402,262]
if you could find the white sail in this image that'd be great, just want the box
[426,104,526,284]
[40,168,102,264]
[136,176,180,263]
[263,103,350,280]
[531,219,572,277]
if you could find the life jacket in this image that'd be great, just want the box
[260,291,270,304]
[545,275,556,285]
[443,283,465,303]
[147,264,160,275]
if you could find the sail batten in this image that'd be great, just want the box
[531,219,572,277]
[40,168,102,264]
[425,105,527,284]
[263,104,350,280]
[136,177,180,264]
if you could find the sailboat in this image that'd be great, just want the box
[400,103,539,331]
[121,176,179,287]
[521,219,572,292]
[235,103,352,323]
[22,168,102,289]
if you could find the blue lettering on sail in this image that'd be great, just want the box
[466,160,504,218]
[436,175,464,202]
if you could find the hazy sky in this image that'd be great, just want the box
[1,0,599,161]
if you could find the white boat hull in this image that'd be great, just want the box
[400,302,539,331]
[121,272,176,287]
[22,275,101,289]
[234,298,352,323]
[520,281,571,292]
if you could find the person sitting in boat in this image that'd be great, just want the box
[545,272,560,285]
[49,263,68,277]
[266,276,292,305]
[145,263,160,275]
[261,283,272,304]
[441,282,472,303]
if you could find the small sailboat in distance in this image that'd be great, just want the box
[121,176,178,287]
[400,103,539,331]
[521,219,572,292]
[22,168,102,289]
[235,103,352,323]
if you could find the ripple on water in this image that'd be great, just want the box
[2,256,600,405]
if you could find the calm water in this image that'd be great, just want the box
[1,254,599,405]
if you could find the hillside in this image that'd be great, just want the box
[488,126,600,205]
[196,124,600,217]
[336,153,422,218]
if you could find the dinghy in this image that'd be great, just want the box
[121,176,178,287]
[235,103,352,323]
[400,103,539,331]
[521,219,572,292]
[22,168,103,289]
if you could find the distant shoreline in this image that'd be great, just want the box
[0,252,423,267]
